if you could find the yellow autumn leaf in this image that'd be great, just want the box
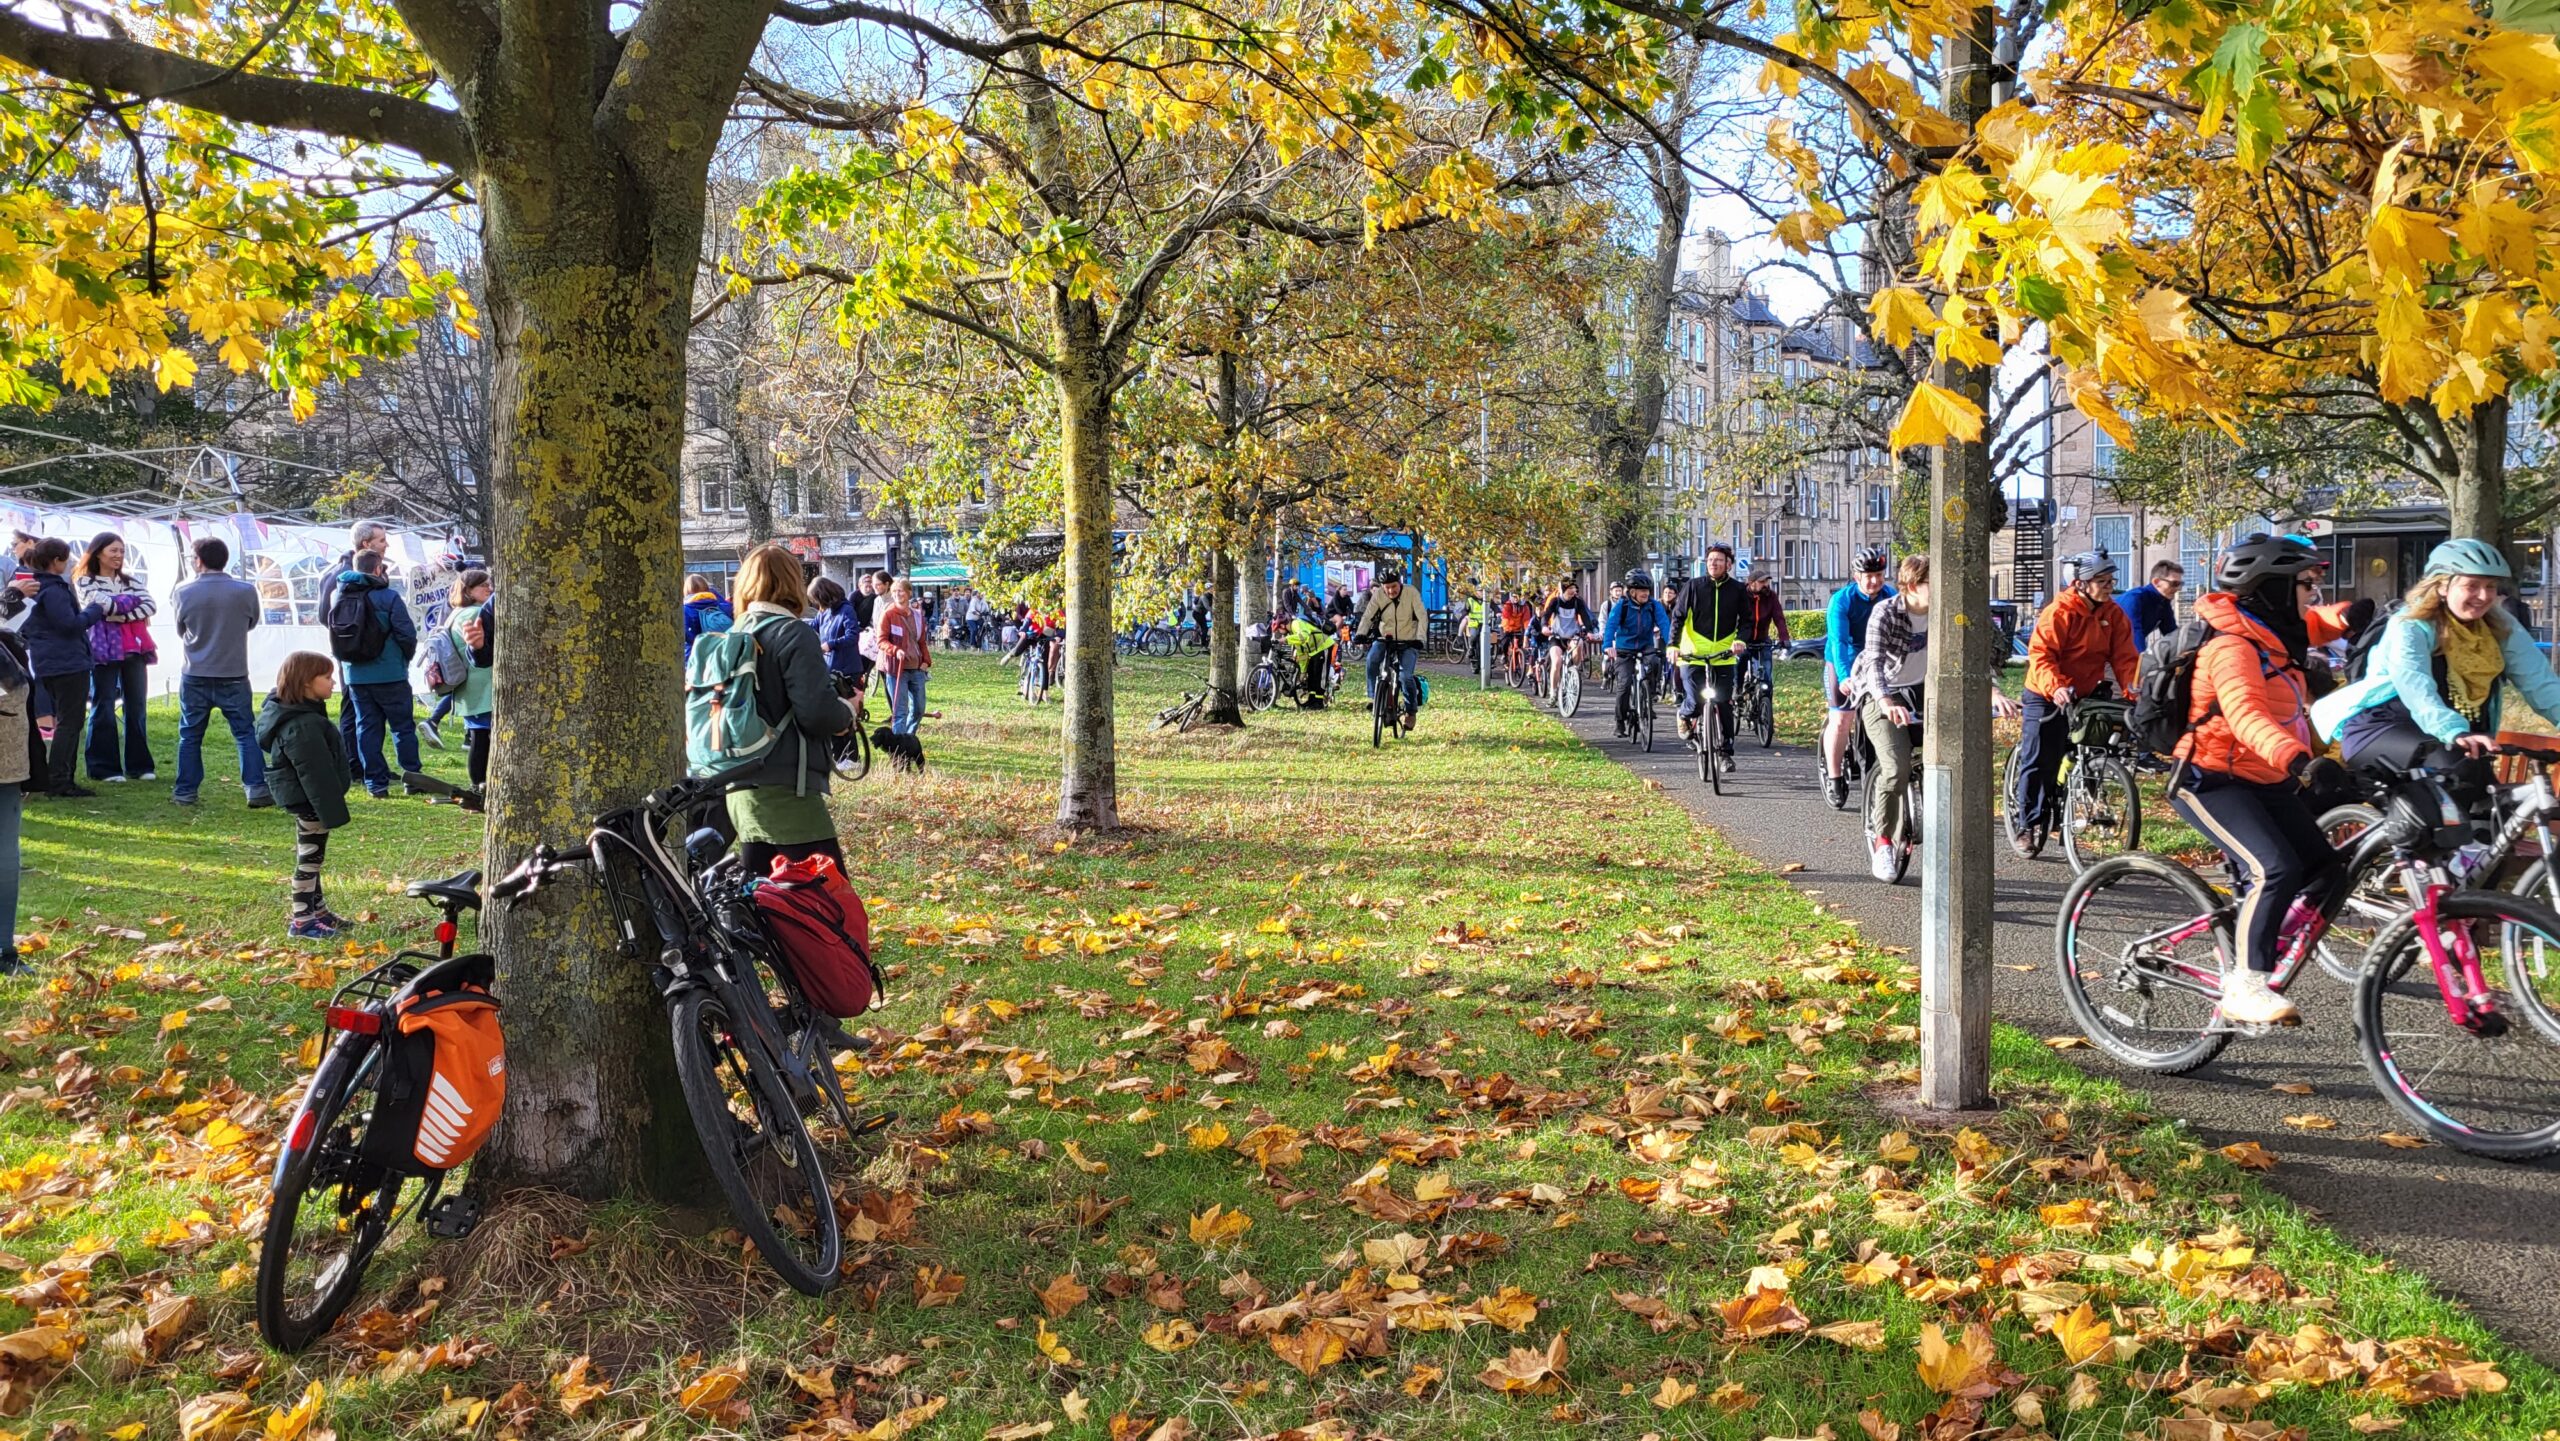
[1185,1121,1229,1150]
[1187,1204,1253,1246]
[1887,382,1986,451]
[1914,163,1989,235]
[1034,1319,1079,1367]
[1653,1375,1697,1409]
[1867,287,1939,349]
[2051,1302,2114,1366]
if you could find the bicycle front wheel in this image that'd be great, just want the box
[1753,683,1775,748]
[670,988,842,1294]
[1372,679,1388,748]
[1638,688,1656,753]
[2002,744,2047,860]
[256,1043,409,1351]
[2062,754,2142,874]
[1557,663,1583,719]
[1703,707,1723,795]
[2357,891,2560,1159]
[1246,666,1276,713]
[1145,628,1174,658]
[2055,853,2235,1073]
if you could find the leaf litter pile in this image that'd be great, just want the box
[0,663,2549,1440]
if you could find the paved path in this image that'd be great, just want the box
[1535,678,2560,1362]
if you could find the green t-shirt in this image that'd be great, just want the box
[727,785,836,846]
[449,603,494,719]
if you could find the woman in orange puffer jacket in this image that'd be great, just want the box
[2169,535,2359,1027]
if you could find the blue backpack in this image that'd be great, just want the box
[684,617,807,792]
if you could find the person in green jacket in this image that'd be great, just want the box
[445,569,496,788]
[726,544,853,876]
[258,651,355,941]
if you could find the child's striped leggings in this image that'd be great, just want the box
[292,817,329,918]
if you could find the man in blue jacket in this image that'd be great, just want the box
[1821,547,1895,808]
[2116,560,2184,648]
[334,550,420,799]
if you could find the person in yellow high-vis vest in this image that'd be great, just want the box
[1668,544,1750,772]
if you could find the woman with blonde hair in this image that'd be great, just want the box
[2312,539,2560,778]
[723,544,853,875]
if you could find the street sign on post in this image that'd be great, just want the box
[1918,4,2000,1115]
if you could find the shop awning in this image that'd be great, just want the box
[909,560,969,583]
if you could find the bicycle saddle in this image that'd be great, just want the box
[406,869,485,909]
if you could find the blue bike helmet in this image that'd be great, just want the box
[2424,538,2512,581]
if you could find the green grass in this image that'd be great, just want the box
[0,659,2545,1439]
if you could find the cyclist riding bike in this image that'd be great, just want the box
[1848,552,2018,879]
[2011,551,2140,849]
[1541,578,1595,698]
[1354,568,1429,725]
[1499,592,1535,679]
[1736,562,1790,709]
[2314,538,2560,796]
[1822,548,1894,808]
[1004,606,1062,666]
[1669,544,1749,772]
[2165,533,2359,1027]
[1601,570,1671,733]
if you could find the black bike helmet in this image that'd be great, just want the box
[2215,533,2320,590]
[1377,567,1404,585]
[1855,545,1889,574]
[1624,569,1654,592]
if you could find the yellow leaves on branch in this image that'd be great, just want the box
[1867,287,1939,349]
[1888,381,1986,452]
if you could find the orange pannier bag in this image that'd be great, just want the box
[361,985,507,1176]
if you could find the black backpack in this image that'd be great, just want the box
[2128,619,2220,755]
[327,582,390,664]
[2338,600,2403,685]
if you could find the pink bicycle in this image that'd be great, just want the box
[2055,762,2560,1159]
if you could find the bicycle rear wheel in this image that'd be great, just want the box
[1145,628,1174,658]
[669,988,842,1294]
[2357,890,2560,1159]
[1753,682,1775,747]
[256,1043,410,1351]
[2062,754,2142,874]
[2054,853,2234,1073]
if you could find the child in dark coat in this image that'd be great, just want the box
[258,651,355,940]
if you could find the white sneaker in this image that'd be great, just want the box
[136,771,156,781]
[2219,969,2300,1027]
[1869,837,1899,881]
[103,775,128,784]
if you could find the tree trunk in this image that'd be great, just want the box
[1055,355,1120,830]
[1917,4,2001,1115]
[1206,547,1243,725]
[1237,522,1272,686]
[472,238,704,1199]
[2449,394,2510,547]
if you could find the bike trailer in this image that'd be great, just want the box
[360,956,507,1177]
[752,854,885,1018]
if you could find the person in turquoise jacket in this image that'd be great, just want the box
[2310,539,2560,779]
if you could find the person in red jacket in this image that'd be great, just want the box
[2011,552,2142,845]
[2170,535,2357,1027]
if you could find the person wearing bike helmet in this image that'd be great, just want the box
[2170,534,2357,1028]
[2312,538,2560,782]
[1668,544,1749,770]
[1847,553,2019,879]
[1352,567,1428,723]
[1821,546,1893,807]
[1599,569,1671,729]
[2012,551,2139,848]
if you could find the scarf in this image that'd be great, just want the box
[2238,578,2308,668]
[2439,614,2505,719]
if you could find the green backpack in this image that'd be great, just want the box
[684,617,808,791]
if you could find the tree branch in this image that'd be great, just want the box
[386,0,495,93]
[0,4,473,172]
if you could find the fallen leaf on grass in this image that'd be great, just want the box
[1036,1273,1089,1319]
[676,1363,746,1419]
[1268,1326,1347,1377]
[2347,1416,2405,1435]
[1477,1330,1568,1394]
[1062,1141,1109,1175]
[1401,1363,1443,1398]
[1141,1319,1201,1353]
[863,1397,948,1440]
[1034,1320,1080,1368]
[176,1392,257,1441]
[915,1265,966,1307]
[2051,1302,2114,1366]
[1915,1322,2017,1398]
[2043,1035,2088,1050]
[1813,1319,1887,1351]
[554,1356,610,1415]
[1653,1376,1697,1410]
[1188,1205,1252,1246]
[1477,1286,1539,1332]
[2219,1141,2278,1171]
[985,1424,1054,1440]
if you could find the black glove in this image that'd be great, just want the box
[2290,752,2351,799]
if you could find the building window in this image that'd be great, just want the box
[2093,515,2132,569]
[699,466,733,516]
[2093,430,2121,476]
[1868,484,1889,522]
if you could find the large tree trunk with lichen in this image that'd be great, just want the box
[470,141,716,1201]
[1205,546,1243,725]
[1055,347,1120,830]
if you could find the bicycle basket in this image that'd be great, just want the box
[358,955,506,1178]
[2069,698,2131,749]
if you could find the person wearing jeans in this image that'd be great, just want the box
[75,531,156,783]
[333,550,420,797]
[871,576,932,736]
[21,540,105,798]
[172,536,270,806]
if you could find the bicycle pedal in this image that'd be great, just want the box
[425,1193,483,1239]
[855,1111,893,1136]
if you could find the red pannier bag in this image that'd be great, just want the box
[752,853,884,1018]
